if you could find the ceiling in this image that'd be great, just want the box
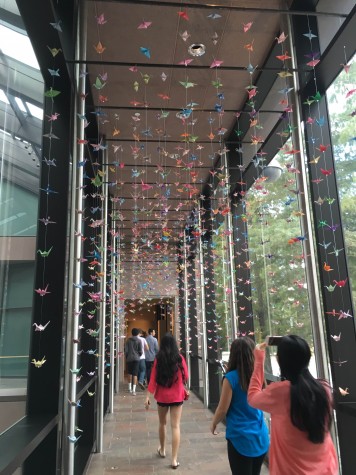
[83,0,292,297]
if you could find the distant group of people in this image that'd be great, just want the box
[124,327,159,395]
[125,330,338,474]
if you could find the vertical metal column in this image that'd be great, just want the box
[174,295,179,339]
[66,2,86,473]
[96,159,108,452]
[115,244,121,393]
[198,208,209,408]
[109,230,116,412]
[183,235,191,386]
[287,15,329,380]
[223,152,238,340]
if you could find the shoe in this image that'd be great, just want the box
[157,448,166,458]
[138,382,145,390]
[132,391,136,396]
[171,462,180,469]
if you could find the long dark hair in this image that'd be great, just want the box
[277,335,332,443]
[227,337,255,392]
[156,334,186,387]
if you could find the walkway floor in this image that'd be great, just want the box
[86,388,269,475]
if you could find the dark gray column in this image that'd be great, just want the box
[292,7,356,474]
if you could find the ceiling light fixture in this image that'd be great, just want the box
[188,43,206,57]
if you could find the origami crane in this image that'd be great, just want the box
[33,321,50,331]
[31,356,46,368]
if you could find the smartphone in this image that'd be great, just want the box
[265,335,282,346]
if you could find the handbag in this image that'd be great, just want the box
[184,387,190,401]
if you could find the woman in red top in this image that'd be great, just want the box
[145,334,188,469]
[248,335,338,475]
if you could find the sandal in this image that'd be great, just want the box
[171,462,180,469]
[157,448,166,458]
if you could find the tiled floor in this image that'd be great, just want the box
[86,388,269,474]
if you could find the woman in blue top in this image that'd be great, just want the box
[211,337,269,475]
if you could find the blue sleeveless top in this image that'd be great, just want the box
[225,370,269,457]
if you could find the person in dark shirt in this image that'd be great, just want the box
[125,327,142,395]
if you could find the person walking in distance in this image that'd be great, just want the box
[145,328,159,384]
[248,335,338,475]
[138,329,149,390]
[124,328,142,395]
[211,337,269,475]
[145,333,188,469]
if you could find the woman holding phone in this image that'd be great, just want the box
[248,335,338,475]
[211,337,269,475]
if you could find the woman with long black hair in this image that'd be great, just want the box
[211,337,269,475]
[248,335,338,475]
[145,333,188,469]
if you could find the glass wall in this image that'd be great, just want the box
[211,218,233,360]
[0,8,43,432]
[326,55,356,306]
[246,149,316,377]
[194,251,204,398]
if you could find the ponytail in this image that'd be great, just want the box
[277,335,332,444]
[290,370,332,443]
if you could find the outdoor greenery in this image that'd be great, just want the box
[327,56,356,306]
[201,59,355,369]
[246,152,313,352]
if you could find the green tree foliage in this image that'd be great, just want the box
[327,57,356,305]
[246,152,313,354]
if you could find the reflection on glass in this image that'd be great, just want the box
[326,55,356,306]
[212,218,233,359]
[246,148,315,376]
[194,256,204,398]
[0,15,43,433]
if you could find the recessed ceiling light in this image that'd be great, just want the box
[188,43,206,57]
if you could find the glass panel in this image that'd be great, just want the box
[326,55,356,305]
[246,148,316,378]
[0,14,43,433]
[0,24,39,68]
[194,252,204,398]
[211,218,233,361]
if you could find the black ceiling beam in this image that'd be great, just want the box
[115,230,182,233]
[299,4,356,99]
[68,59,302,72]
[112,196,197,200]
[119,260,177,263]
[104,163,212,169]
[227,38,291,192]
[99,138,254,144]
[225,40,283,152]
[116,219,185,222]
[89,105,283,114]
[86,0,347,18]
[104,163,245,169]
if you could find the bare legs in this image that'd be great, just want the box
[157,405,183,466]
[170,405,183,467]
[157,405,168,456]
